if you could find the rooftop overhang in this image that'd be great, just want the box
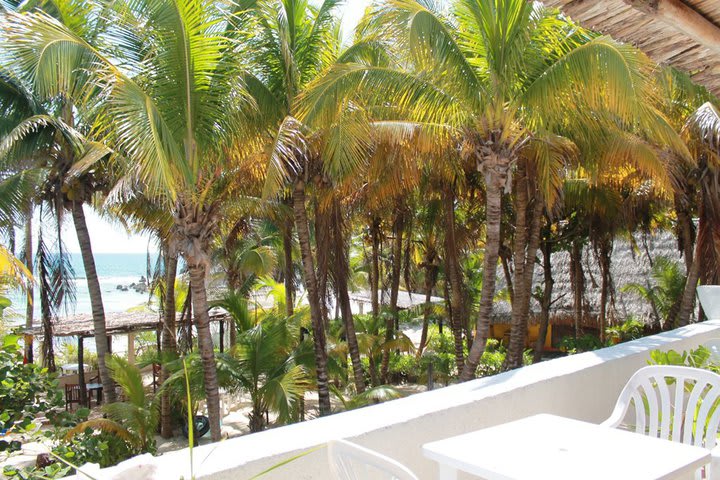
[544,0,720,97]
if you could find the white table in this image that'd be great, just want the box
[422,414,711,480]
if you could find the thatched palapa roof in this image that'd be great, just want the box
[27,310,229,338]
[544,0,720,97]
[492,230,684,328]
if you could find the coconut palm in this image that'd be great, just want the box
[1,0,119,399]
[300,0,686,377]
[2,0,271,440]
[230,315,311,432]
[247,0,370,409]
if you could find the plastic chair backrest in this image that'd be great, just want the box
[603,365,720,448]
[327,439,419,480]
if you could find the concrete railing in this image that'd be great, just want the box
[78,320,720,480]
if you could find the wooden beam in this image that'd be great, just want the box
[625,0,720,54]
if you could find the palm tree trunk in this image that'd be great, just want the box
[677,210,704,327]
[505,173,543,370]
[161,249,178,439]
[381,208,404,383]
[293,181,331,415]
[314,202,330,332]
[596,238,612,344]
[331,198,365,394]
[283,216,295,317]
[443,187,467,374]
[71,201,115,403]
[570,240,585,340]
[417,255,438,359]
[461,161,507,381]
[187,263,222,442]
[533,234,553,363]
[674,191,695,271]
[23,213,34,363]
[368,217,381,386]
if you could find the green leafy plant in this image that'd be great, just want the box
[0,335,63,448]
[648,346,714,371]
[330,384,403,411]
[606,318,646,344]
[65,355,159,455]
[559,335,604,354]
[621,257,686,328]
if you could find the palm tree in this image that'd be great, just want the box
[67,356,160,455]
[230,316,311,432]
[249,0,367,411]
[2,0,270,440]
[1,0,119,400]
[300,0,685,378]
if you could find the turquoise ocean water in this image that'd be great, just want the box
[7,252,158,319]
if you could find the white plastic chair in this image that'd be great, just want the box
[327,439,419,480]
[602,365,720,479]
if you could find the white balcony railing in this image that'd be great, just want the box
[73,320,720,480]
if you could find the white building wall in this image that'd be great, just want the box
[77,320,720,480]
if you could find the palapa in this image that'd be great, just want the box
[544,0,720,97]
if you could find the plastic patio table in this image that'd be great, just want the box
[422,413,711,480]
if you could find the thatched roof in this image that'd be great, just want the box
[27,311,161,337]
[27,310,230,338]
[544,0,720,97]
[492,230,684,327]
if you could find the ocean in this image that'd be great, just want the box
[7,252,158,319]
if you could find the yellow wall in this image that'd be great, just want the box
[490,324,553,350]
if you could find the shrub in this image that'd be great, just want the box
[0,335,63,450]
[606,318,645,344]
[559,334,603,354]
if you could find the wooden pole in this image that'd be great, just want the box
[626,0,720,54]
[219,320,224,353]
[127,332,136,365]
[78,336,87,407]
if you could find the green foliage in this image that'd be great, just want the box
[648,346,715,371]
[0,335,63,445]
[229,315,311,432]
[606,318,645,344]
[559,334,604,354]
[66,356,159,456]
[3,462,72,479]
[621,256,686,328]
[476,339,506,377]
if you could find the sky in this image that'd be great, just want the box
[60,1,372,254]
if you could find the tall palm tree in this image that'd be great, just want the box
[300,0,685,379]
[251,0,370,411]
[1,0,118,401]
[2,0,269,440]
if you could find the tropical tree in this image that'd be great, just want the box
[2,0,271,440]
[1,0,118,399]
[622,256,686,328]
[230,315,311,432]
[300,0,686,377]
[248,0,368,410]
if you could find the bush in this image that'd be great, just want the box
[0,335,63,448]
[606,318,645,344]
[559,334,603,354]
[388,353,420,383]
